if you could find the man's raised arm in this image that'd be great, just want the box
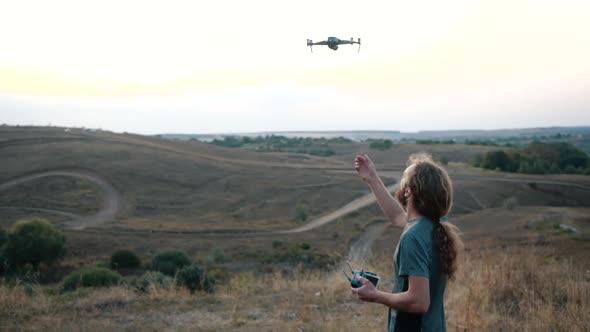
[355,154,407,229]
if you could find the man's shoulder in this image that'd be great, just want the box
[403,218,434,243]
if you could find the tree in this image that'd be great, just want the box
[4,218,66,270]
[482,150,513,172]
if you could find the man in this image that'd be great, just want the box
[352,153,463,331]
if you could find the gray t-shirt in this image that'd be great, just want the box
[388,217,447,332]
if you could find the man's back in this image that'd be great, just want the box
[389,217,447,332]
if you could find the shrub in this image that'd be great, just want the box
[151,249,192,276]
[4,218,66,270]
[178,264,215,293]
[134,271,174,293]
[206,246,225,265]
[110,249,141,270]
[295,203,309,222]
[62,267,122,292]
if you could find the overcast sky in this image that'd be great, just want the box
[0,0,589,134]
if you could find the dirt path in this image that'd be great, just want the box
[0,170,123,230]
[278,182,400,234]
[346,220,389,263]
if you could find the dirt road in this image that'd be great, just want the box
[0,170,122,229]
[278,182,399,234]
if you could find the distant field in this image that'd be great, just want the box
[1,126,589,266]
[1,126,590,331]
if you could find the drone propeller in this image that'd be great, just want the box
[357,38,361,52]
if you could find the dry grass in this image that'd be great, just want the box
[1,246,589,331]
[446,247,590,332]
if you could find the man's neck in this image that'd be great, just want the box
[406,205,423,222]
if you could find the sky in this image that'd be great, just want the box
[0,0,589,134]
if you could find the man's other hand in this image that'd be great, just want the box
[351,276,379,302]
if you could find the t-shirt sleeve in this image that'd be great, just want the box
[397,233,430,278]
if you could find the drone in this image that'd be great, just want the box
[306,37,361,52]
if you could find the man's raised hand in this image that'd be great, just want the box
[355,154,378,183]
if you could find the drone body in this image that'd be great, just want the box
[306,37,361,52]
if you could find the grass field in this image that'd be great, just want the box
[2,244,588,331]
[1,126,589,331]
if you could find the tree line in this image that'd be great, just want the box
[473,142,590,175]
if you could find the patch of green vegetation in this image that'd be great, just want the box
[206,246,226,265]
[3,218,66,272]
[368,139,393,150]
[151,249,192,276]
[416,139,456,145]
[62,267,122,292]
[110,249,141,270]
[472,142,590,175]
[294,203,309,222]
[178,264,215,293]
[210,134,348,156]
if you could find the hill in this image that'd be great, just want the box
[1,125,589,269]
[1,125,590,331]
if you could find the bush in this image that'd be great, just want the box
[178,264,215,293]
[134,271,174,293]
[295,203,309,222]
[4,218,66,270]
[206,246,225,265]
[62,267,122,292]
[111,249,141,270]
[151,249,192,276]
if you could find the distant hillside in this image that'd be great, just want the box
[2,125,590,263]
[160,126,590,154]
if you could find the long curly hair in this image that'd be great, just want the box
[401,153,463,279]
